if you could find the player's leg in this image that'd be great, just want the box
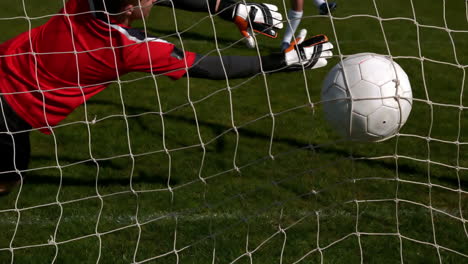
[313,0,337,15]
[281,0,304,51]
[0,135,30,195]
[0,98,31,195]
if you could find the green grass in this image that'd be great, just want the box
[1,0,467,263]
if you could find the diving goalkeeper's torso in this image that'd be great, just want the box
[0,0,196,133]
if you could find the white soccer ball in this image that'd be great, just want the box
[321,53,413,142]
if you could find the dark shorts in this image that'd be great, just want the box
[0,96,31,181]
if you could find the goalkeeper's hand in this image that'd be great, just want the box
[233,3,283,48]
[283,29,333,70]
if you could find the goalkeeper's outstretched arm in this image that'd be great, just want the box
[188,29,333,80]
[187,54,283,80]
[155,0,283,48]
[155,0,221,13]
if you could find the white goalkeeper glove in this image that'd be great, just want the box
[283,29,333,70]
[233,3,283,48]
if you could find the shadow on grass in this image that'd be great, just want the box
[28,101,467,190]
[24,157,178,187]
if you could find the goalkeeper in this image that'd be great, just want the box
[0,0,333,194]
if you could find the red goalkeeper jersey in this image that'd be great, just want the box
[0,0,196,133]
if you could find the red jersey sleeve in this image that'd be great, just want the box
[124,40,196,80]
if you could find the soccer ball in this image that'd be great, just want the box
[321,53,413,142]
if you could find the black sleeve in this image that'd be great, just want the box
[155,0,238,21]
[187,54,286,80]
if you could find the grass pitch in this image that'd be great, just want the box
[0,0,467,263]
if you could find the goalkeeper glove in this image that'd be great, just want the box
[283,29,333,70]
[233,3,283,48]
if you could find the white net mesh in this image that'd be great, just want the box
[0,0,467,263]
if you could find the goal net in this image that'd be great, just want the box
[0,0,467,263]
